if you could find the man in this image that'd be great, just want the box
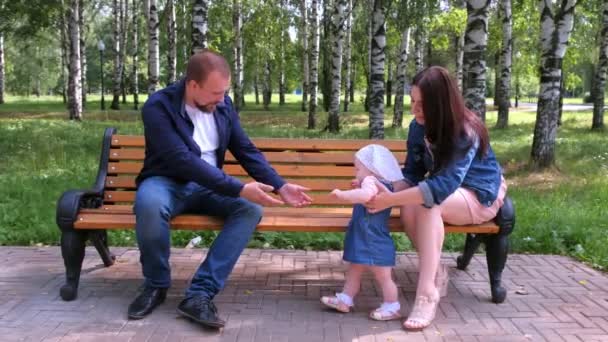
[128,50,311,328]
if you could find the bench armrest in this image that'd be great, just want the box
[56,189,104,231]
[56,127,117,232]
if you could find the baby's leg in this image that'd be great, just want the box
[343,263,366,298]
[370,266,398,303]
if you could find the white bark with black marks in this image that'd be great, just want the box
[121,0,129,103]
[167,0,177,84]
[301,0,309,112]
[68,0,82,120]
[369,0,386,139]
[530,0,576,169]
[463,0,490,121]
[233,0,244,111]
[496,0,512,128]
[111,0,122,109]
[414,27,424,73]
[78,0,87,108]
[279,0,287,106]
[263,61,272,110]
[327,0,348,133]
[456,31,464,92]
[343,0,352,113]
[393,27,410,128]
[147,0,160,94]
[0,33,4,105]
[191,0,209,54]
[592,0,608,130]
[132,0,139,110]
[308,0,320,129]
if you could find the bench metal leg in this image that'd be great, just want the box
[485,234,509,303]
[60,230,88,301]
[456,233,482,270]
[90,230,115,267]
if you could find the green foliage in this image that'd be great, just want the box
[1,95,608,270]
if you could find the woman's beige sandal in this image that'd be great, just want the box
[403,294,439,331]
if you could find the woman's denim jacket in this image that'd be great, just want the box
[402,119,503,208]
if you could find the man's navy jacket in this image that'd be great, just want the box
[136,79,286,197]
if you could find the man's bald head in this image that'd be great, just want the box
[185,50,231,85]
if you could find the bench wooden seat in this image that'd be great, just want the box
[56,128,515,303]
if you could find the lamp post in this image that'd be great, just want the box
[515,51,521,108]
[98,40,106,110]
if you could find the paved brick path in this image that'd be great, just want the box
[1,247,608,341]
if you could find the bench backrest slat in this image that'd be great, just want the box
[104,135,407,207]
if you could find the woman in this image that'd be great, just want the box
[367,66,507,330]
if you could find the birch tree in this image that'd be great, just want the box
[300,0,309,112]
[393,27,410,127]
[369,0,386,139]
[462,0,491,121]
[308,0,320,129]
[167,0,177,84]
[191,0,209,54]
[0,32,4,105]
[233,0,244,111]
[530,0,576,169]
[592,0,608,130]
[146,0,160,94]
[343,0,352,112]
[496,0,513,128]
[111,0,122,109]
[327,0,348,133]
[78,0,86,108]
[132,0,139,110]
[68,0,82,120]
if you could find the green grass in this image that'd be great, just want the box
[0,95,607,270]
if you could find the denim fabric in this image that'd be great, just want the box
[134,176,262,299]
[342,183,396,267]
[401,119,503,208]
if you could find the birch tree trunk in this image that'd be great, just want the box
[78,0,87,108]
[111,0,122,109]
[364,0,372,112]
[147,0,160,94]
[530,0,576,169]
[343,0,352,112]
[414,27,424,73]
[121,0,128,103]
[279,0,287,106]
[456,31,464,92]
[496,0,513,128]
[61,7,69,105]
[369,0,385,139]
[386,59,392,107]
[0,33,4,104]
[263,61,271,110]
[68,0,82,120]
[463,0,490,121]
[327,0,348,133]
[233,0,244,111]
[254,72,260,105]
[132,0,139,110]
[301,0,309,112]
[393,27,410,127]
[191,0,209,54]
[592,0,608,130]
[167,0,177,84]
[308,0,320,129]
[321,0,333,112]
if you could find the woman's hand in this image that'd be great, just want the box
[365,180,395,214]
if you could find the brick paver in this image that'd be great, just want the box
[1,247,607,341]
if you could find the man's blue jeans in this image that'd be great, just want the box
[134,176,262,299]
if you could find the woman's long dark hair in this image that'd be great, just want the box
[412,66,489,169]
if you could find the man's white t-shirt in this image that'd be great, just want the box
[185,104,219,167]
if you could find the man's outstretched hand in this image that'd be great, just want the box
[278,183,312,207]
[240,182,285,206]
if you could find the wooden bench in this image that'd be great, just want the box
[56,128,515,303]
